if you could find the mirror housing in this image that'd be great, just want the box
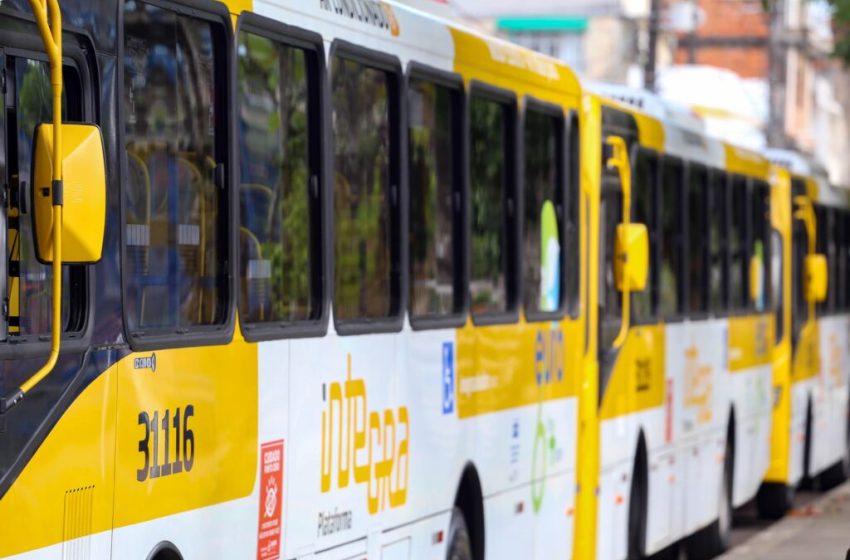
[32,123,106,264]
[804,253,828,303]
[614,223,649,292]
[749,252,764,305]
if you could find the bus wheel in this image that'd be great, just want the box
[756,482,795,519]
[446,507,473,560]
[687,441,733,559]
[627,444,647,560]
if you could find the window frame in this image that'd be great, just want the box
[118,0,237,351]
[405,62,467,331]
[328,40,404,336]
[565,110,581,319]
[751,178,772,315]
[235,12,329,342]
[467,81,520,326]
[521,95,567,323]
[0,18,97,360]
[708,168,730,317]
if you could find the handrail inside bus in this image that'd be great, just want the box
[1,0,64,414]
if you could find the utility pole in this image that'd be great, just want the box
[645,0,661,91]
[767,0,787,146]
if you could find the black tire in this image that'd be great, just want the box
[446,507,473,560]
[756,482,795,519]
[686,442,733,560]
[627,453,647,560]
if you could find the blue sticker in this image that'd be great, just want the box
[442,342,455,414]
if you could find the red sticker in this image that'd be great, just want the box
[257,440,284,560]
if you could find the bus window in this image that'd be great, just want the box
[631,148,658,322]
[237,29,322,327]
[408,75,462,320]
[842,212,850,311]
[659,156,684,318]
[688,164,709,314]
[332,54,400,323]
[729,176,750,311]
[827,208,838,313]
[599,187,622,351]
[709,171,729,314]
[4,56,85,340]
[566,114,580,318]
[123,1,230,334]
[751,181,771,312]
[469,90,517,318]
[523,104,564,318]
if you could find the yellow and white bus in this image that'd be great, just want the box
[583,85,776,560]
[758,149,850,518]
[0,2,837,560]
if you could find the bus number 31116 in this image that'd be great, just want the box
[137,405,195,482]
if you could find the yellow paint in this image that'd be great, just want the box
[633,112,665,152]
[792,321,820,382]
[112,343,258,527]
[724,144,771,180]
[599,325,666,420]
[455,318,581,418]
[728,314,774,372]
[765,168,793,483]
[683,344,714,425]
[574,93,601,560]
[320,355,410,514]
[220,0,252,26]
[450,27,581,111]
[0,366,118,557]
[32,123,106,263]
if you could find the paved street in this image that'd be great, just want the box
[720,484,850,559]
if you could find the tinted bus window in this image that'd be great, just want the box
[688,164,709,313]
[660,157,683,317]
[709,171,728,313]
[470,93,515,317]
[123,1,229,333]
[566,115,580,317]
[237,31,321,325]
[4,57,84,339]
[523,108,563,316]
[751,181,771,312]
[729,176,750,310]
[632,149,658,321]
[408,78,460,318]
[332,56,399,321]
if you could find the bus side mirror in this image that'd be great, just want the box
[615,223,649,292]
[749,254,763,303]
[32,123,106,264]
[804,253,828,303]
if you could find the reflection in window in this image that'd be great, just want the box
[600,190,623,350]
[709,172,728,313]
[332,56,395,321]
[632,150,657,321]
[237,31,317,324]
[688,165,709,313]
[7,58,80,337]
[523,109,562,315]
[660,159,683,317]
[751,182,771,312]
[729,177,749,310]
[470,95,511,316]
[123,1,227,332]
[408,78,457,318]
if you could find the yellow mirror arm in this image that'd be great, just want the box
[607,136,631,349]
[2,0,63,413]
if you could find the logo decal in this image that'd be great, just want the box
[257,440,284,560]
[442,342,455,414]
[321,355,410,515]
[133,353,156,372]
